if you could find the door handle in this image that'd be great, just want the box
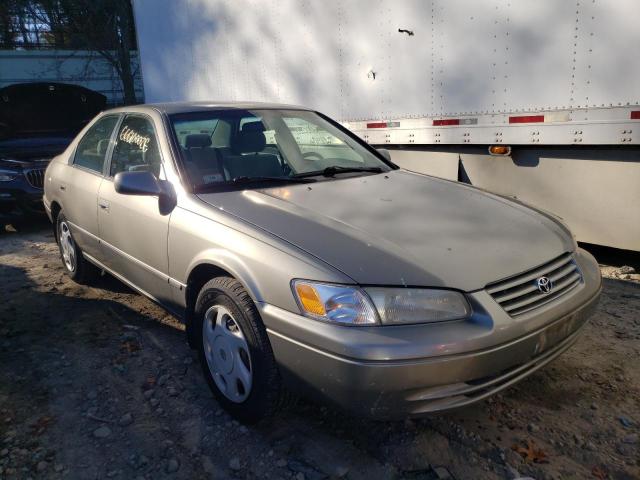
[98,199,110,211]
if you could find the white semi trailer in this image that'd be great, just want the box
[132,0,639,251]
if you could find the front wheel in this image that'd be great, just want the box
[56,212,96,284]
[195,277,289,423]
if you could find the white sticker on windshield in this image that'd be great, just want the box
[203,173,224,184]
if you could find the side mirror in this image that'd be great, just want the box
[114,171,162,196]
[114,171,176,215]
[377,148,392,163]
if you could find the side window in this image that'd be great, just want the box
[73,116,119,173]
[110,116,162,177]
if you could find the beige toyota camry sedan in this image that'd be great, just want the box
[43,102,601,423]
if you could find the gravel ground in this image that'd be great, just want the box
[0,223,638,480]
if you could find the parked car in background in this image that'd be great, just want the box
[43,102,601,423]
[0,82,106,228]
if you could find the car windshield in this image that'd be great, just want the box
[169,109,392,190]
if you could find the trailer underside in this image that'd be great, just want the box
[383,145,639,251]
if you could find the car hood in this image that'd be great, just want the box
[0,82,105,143]
[196,170,572,291]
[0,158,50,170]
[0,137,71,162]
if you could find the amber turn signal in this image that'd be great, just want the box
[488,145,512,156]
[294,283,327,316]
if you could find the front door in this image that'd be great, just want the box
[97,114,173,305]
[63,115,119,259]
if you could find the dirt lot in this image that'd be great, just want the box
[0,223,638,480]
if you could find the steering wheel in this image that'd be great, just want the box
[302,152,324,160]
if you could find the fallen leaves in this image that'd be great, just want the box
[511,440,549,463]
[29,415,53,436]
[591,465,608,479]
[120,340,140,354]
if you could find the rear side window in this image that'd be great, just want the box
[110,115,162,177]
[73,116,119,173]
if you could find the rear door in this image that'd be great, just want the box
[63,115,120,259]
[97,114,173,304]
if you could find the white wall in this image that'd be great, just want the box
[388,150,459,181]
[133,0,640,121]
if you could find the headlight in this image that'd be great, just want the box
[292,280,471,326]
[366,288,471,324]
[292,280,378,325]
[0,169,18,182]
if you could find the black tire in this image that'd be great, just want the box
[195,276,289,423]
[55,212,96,284]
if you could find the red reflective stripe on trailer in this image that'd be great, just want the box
[631,111,640,119]
[367,122,387,128]
[509,115,545,123]
[433,119,460,126]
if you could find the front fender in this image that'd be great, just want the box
[185,248,265,303]
[170,204,351,349]
[168,204,351,312]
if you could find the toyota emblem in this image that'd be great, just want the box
[536,276,553,294]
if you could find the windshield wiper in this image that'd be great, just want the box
[231,175,316,184]
[293,165,384,178]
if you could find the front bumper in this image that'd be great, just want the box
[0,186,45,221]
[0,161,49,222]
[260,248,602,419]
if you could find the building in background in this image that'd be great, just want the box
[0,49,143,106]
[0,0,143,106]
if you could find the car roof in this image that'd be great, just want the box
[105,101,313,116]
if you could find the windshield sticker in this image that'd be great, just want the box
[119,126,150,152]
[202,173,224,184]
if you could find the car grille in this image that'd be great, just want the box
[486,253,582,316]
[25,168,45,189]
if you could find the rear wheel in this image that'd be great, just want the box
[195,277,289,423]
[56,212,96,284]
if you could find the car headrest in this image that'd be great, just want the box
[234,130,266,154]
[185,133,212,149]
[97,138,110,155]
[241,121,265,133]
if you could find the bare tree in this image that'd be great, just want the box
[1,0,139,104]
[20,0,139,104]
[0,3,16,48]
[37,0,68,48]
[53,0,138,104]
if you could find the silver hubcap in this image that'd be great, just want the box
[59,221,76,272]
[202,305,252,403]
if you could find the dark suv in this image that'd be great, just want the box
[0,82,106,227]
